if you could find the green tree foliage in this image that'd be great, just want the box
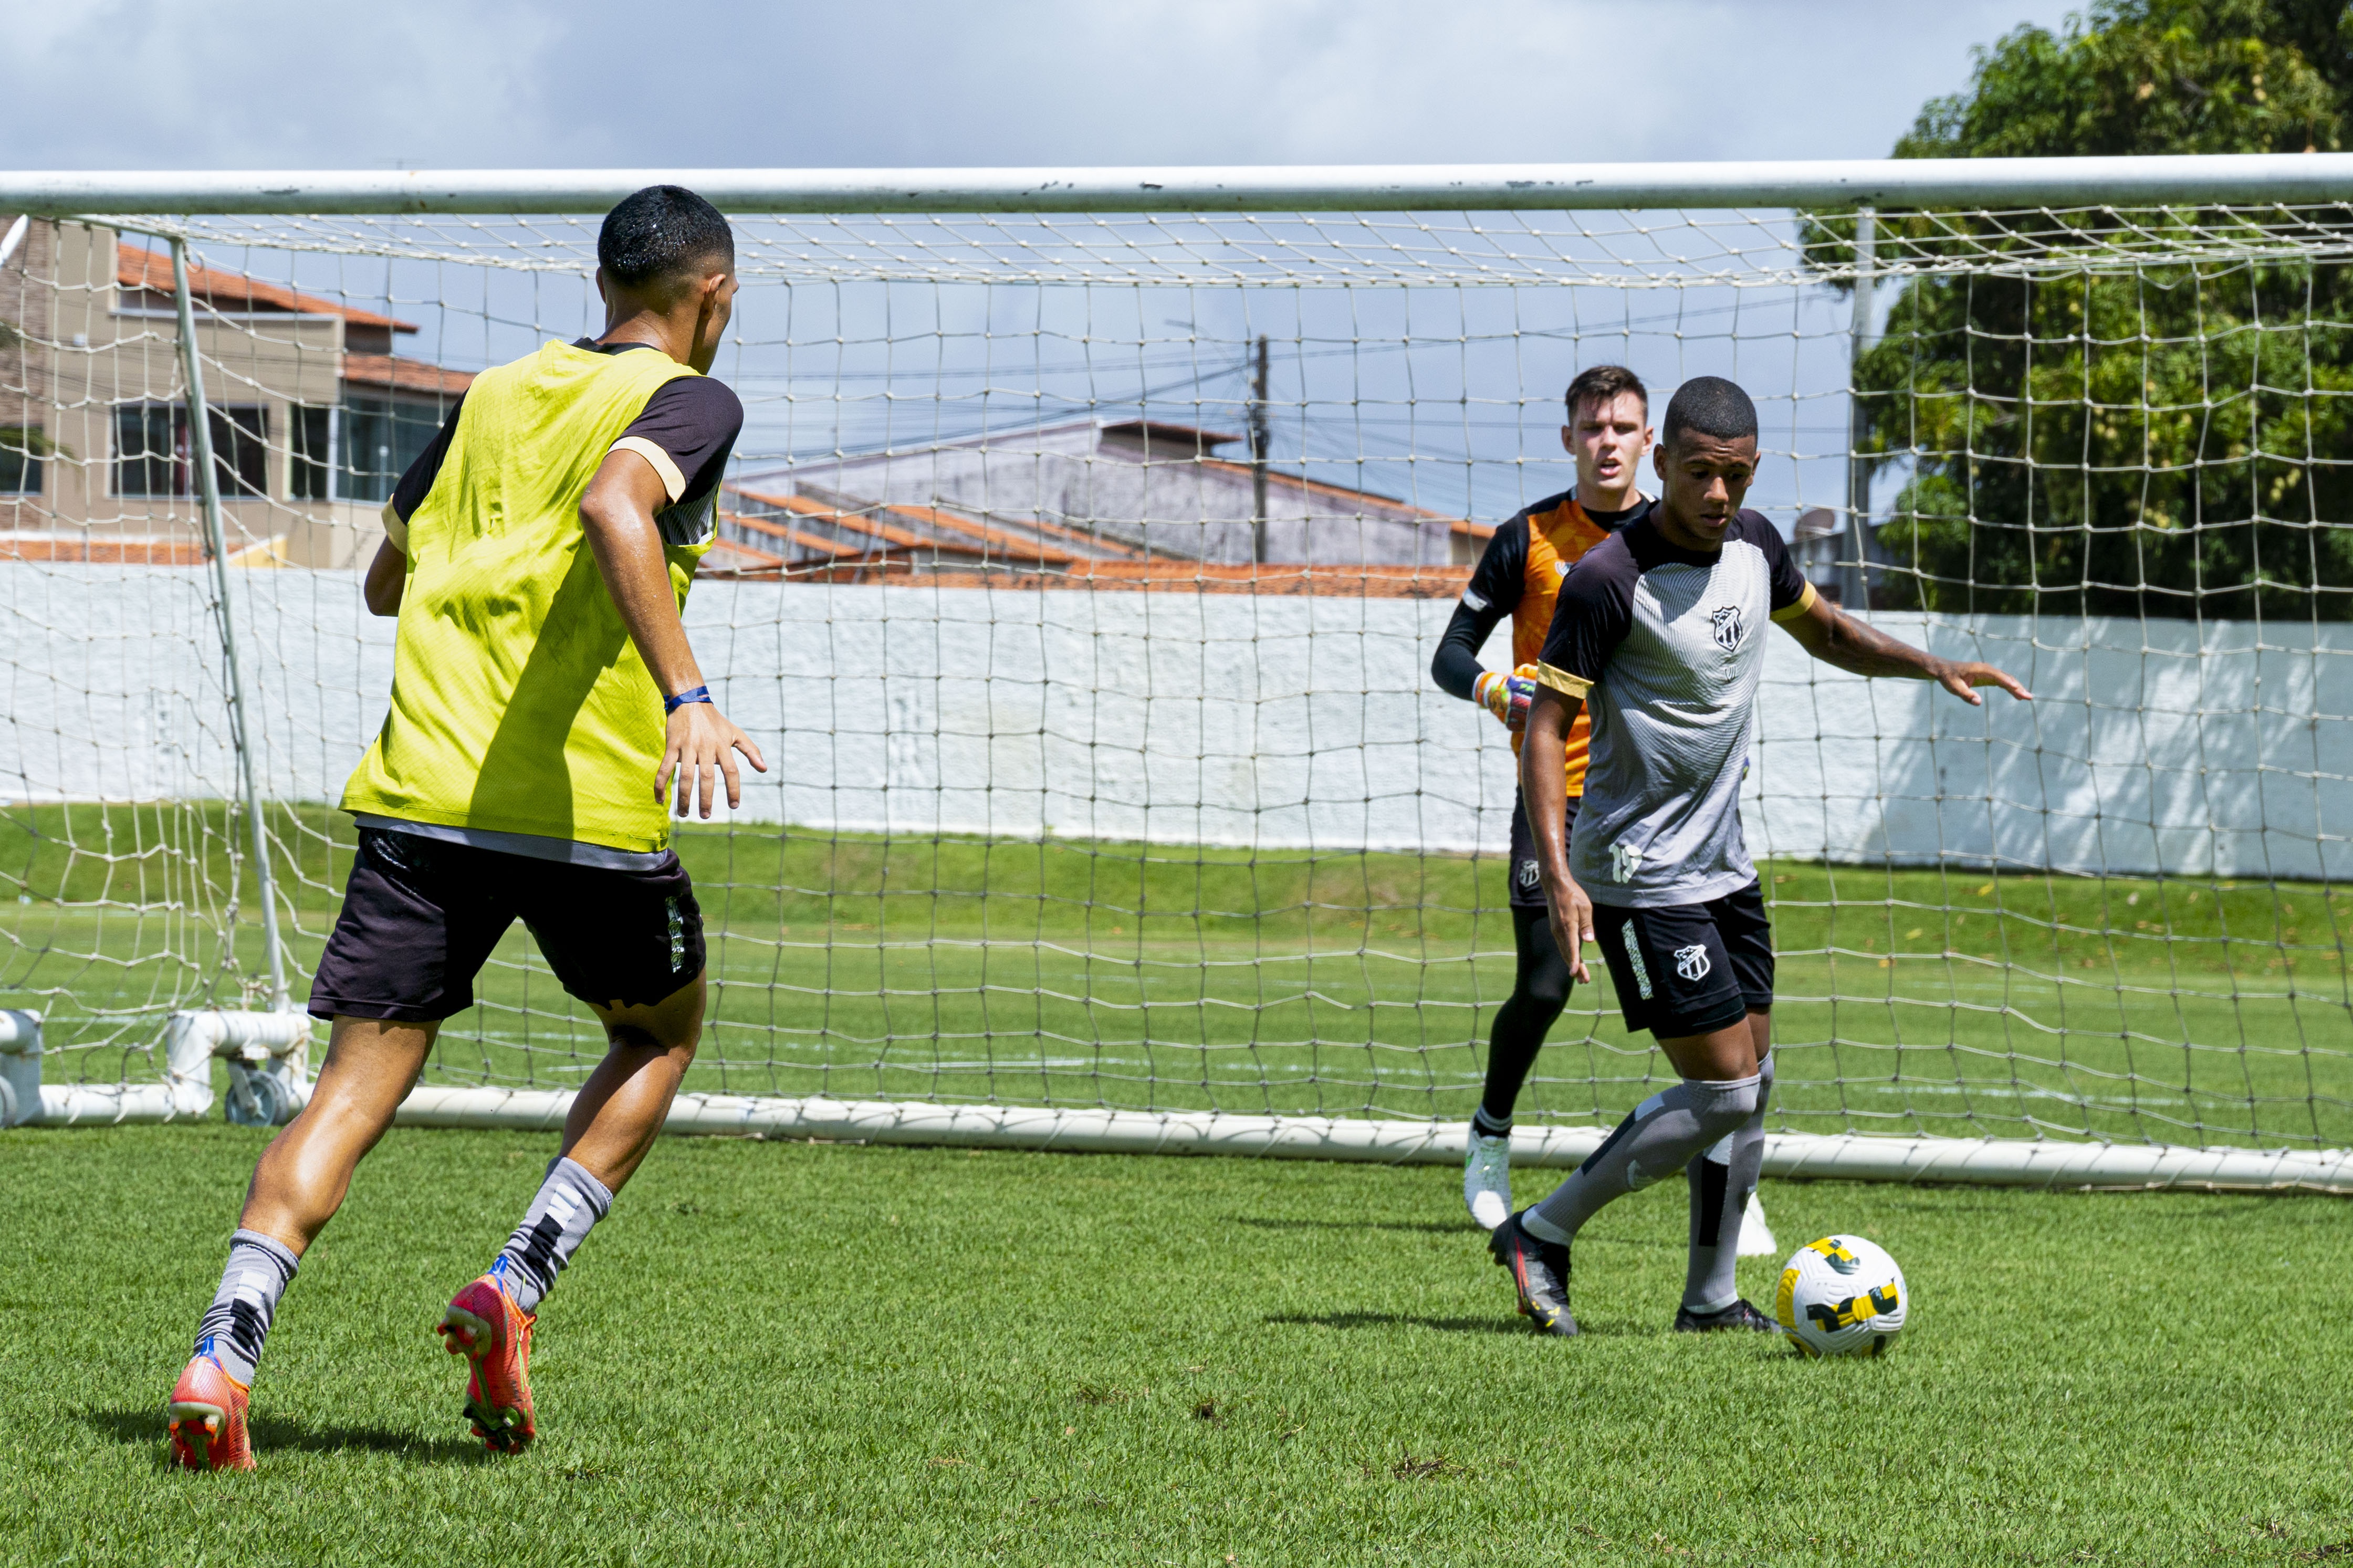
[1822,1,2353,618]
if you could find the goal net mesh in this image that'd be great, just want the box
[1,197,2347,1151]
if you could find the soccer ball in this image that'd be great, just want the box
[1773,1235,1907,1357]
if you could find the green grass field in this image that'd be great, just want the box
[5,806,2350,1149]
[3,1126,2351,1565]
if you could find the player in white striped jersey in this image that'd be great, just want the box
[1488,375,2031,1336]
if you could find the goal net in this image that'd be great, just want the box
[0,172,2347,1183]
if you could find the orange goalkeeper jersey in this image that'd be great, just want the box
[1455,490,1649,796]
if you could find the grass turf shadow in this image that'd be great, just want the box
[1265,1310,1533,1337]
[1230,1216,1676,1249]
[1266,1310,1671,1339]
[1230,1216,1467,1235]
[80,1407,484,1466]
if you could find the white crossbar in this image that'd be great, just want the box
[2,155,2350,215]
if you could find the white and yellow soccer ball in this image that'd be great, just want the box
[1774,1235,1907,1357]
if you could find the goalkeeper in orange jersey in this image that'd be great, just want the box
[1431,364,1653,1230]
[165,185,764,1470]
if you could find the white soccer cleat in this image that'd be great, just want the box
[1464,1131,1512,1230]
[1737,1190,1777,1257]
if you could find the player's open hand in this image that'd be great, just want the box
[657,701,768,818]
[1544,872,1597,985]
[1932,660,2033,707]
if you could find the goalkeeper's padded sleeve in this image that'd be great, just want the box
[1431,595,1499,700]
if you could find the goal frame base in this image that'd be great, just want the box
[384,1088,2353,1195]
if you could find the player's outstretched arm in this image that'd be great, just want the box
[1519,686,1595,983]
[579,449,768,818]
[1779,592,2033,707]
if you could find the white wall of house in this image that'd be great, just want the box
[0,563,2345,882]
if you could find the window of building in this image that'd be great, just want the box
[112,404,269,500]
[290,405,334,501]
[337,393,445,504]
[0,426,46,496]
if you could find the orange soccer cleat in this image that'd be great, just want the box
[166,1354,255,1472]
[437,1275,537,1452]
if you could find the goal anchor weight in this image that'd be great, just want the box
[0,1010,311,1127]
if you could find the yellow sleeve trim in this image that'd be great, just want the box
[379,499,407,553]
[610,435,687,502]
[1771,581,1819,624]
[1533,662,1592,699]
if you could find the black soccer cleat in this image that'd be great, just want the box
[1672,1297,1776,1334]
[1488,1210,1577,1337]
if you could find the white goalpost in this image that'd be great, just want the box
[2,157,2350,1193]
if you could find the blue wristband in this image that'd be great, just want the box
[663,685,713,714]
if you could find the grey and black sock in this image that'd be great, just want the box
[1681,1052,1773,1313]
[1522,1071,1762,1246]
[489,1156,613,1313]
[192,1228,300,1386]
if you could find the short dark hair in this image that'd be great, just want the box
[598,185,735,291]
[1564,364,1647,420]
[1661,376,1758,446]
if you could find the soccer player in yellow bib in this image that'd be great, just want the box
[166,186,765,1469]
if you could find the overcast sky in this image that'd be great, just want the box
[6,0,2083,172]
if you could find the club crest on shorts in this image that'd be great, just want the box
[1710,604,1745,651]
[1674,942,1712,982]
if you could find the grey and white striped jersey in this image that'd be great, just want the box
[1534,510,1816,908]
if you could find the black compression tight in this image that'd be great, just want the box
[1476,904,1576,1130]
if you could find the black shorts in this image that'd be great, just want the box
[1506,791,1582,911]
[307,827,707,1024]
[1589,881,1773,1038]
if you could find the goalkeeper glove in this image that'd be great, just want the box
[1473,665,1539,731]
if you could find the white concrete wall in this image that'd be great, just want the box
[2,563,2347,881]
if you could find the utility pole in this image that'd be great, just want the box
[1844,208,1877,613]
[1249,334,1270,564]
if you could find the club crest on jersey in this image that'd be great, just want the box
[1609,841,1644,883]
[1674,943,1712,982]
[1710,604,1745,651]
[1515,859,1541,891]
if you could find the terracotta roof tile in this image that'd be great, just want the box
[720,554,1472,596]
[116,243,417,332]
[341,354,474,396]
[727,487,1092,567]
[1194,455,1466,524]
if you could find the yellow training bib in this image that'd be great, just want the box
[340,340,710,853]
